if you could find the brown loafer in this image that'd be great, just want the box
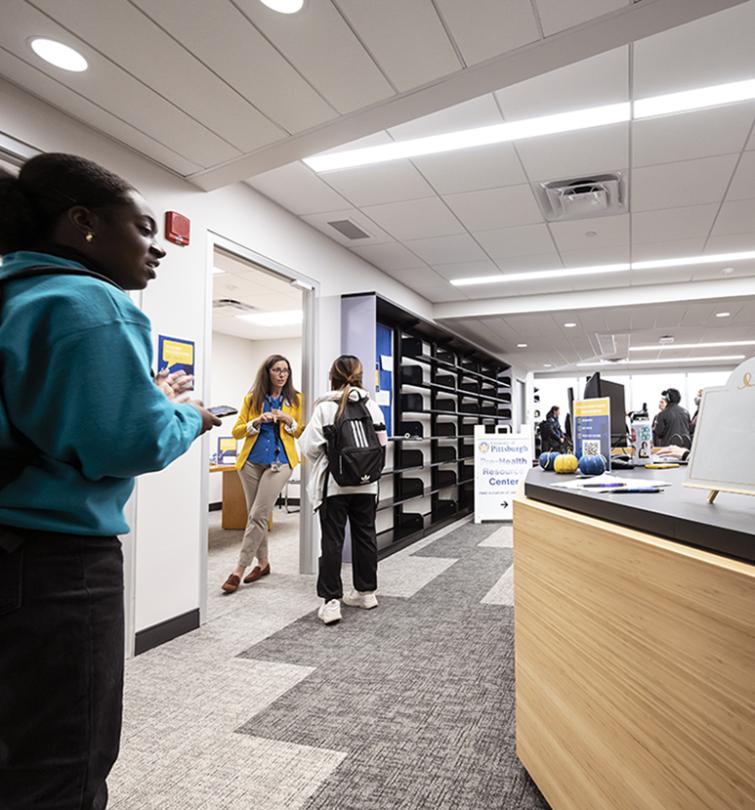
[221,574,241,593]
[243,564,270,584]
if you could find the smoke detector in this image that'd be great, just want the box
[534,172,627,221]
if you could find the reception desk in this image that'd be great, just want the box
[514,467,755,810]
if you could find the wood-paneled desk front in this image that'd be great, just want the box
[514,467,755,810]
[209,465,272,532]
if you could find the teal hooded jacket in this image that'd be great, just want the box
[0,251,202,536]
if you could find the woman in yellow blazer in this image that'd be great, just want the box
[221,354,303,594]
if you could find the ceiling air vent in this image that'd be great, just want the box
[327,218,371,240]
[212,298,256,314]
[535,172,627,221]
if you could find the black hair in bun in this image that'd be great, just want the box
[0,153,134,255]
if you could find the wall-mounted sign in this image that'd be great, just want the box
[157,335,194,376]
[574,397,611,467]
[474,425,531,522]
[686,355,755,503]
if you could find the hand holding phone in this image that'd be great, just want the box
[207,405,238,418]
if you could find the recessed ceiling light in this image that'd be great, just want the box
[517,343,528,348]
[564,322,577,328]
[30,38,88,72]
[212,267,225,275]
[577,354,744,367]
[305,77,755,172]
[259,0,304,12]
[237,309,303,326]
[715,311,731,318]
[543,364,552,368]
[449,249,755,287]
[630,340,755,352]
[722,266,735,275]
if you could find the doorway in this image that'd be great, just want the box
[202,240,316,619]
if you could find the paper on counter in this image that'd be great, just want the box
[380,355,393,373]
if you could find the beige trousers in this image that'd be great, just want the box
[237,462,292,568]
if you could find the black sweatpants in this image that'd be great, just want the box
[317,494,378,601]
[0,528,124,810]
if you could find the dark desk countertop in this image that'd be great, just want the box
[523,466,755,565]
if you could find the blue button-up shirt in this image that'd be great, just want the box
[247,395,290,467]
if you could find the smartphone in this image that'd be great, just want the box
[208,405,238,418]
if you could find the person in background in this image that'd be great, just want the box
[690,388,703,437]
[222,355,303,594]
[541,406,565,452]
[653,388,692,448]
[299,355,387,626]
[0,153,220,810]
[651,396,666,443]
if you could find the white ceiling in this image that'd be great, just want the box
[212,249,302,341]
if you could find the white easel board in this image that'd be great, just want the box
[686,355,755,497]
[474,425,532,522]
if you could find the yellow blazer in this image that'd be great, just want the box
[231,392,304,469]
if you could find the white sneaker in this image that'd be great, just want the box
[318,599,342,625]
[342,590,378,610]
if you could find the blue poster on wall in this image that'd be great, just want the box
[376,322,393,437]
[157,334,195,376]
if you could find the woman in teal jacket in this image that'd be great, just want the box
[0,153,220,810]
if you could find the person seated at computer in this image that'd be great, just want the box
[653,388,692,448]
[540,406,565,451]
[655,444,692,461]
[690,388,702,437]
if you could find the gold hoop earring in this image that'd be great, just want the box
[85,232,94,243]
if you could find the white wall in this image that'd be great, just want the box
[208,332,302,503]
[0,78,433,636]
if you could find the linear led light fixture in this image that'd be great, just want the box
[304,77,755,173]
[236,309,303,326]
[630,340,755,352]
[576,354,745,367]
[450,250,755,287]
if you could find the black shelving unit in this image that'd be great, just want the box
[342,294,513,557]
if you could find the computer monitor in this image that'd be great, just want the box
[583,372,628,446]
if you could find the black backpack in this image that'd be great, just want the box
[323,396,386,488]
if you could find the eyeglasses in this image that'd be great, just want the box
[271,367,289,375]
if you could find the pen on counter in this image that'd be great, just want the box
[600,487,663,494]
[582,482,626,489]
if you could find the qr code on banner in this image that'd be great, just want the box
[582,440,601,457]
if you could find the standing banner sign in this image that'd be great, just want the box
[474,425,532,522]
[157,334,195,376]
[574,398,611,466]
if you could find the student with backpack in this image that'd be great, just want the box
[299,355,387,625]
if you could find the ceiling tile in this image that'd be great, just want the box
[349,241,429,271]
[300,208,394,245]
[379,265,445,285]
[632,105,755,168]
[361,197,464,240]
[406,282,466,303]
[0,0,241,167]
[632,204,718,244]
[631,239,705,261]
[492,252,564,271]
[633,1,755,97]
[560,245,630,266]
[474,223,558,259]
[249,162,349,214]
[233,0,394,114]
[430,260,499,280]
[705,233,755,253]
[550,213,629,252]
[37,0,284,152]
[404,234,488,264]
[316,160,435,206]
[434,0,540,66]
[495,46,628,119]
[535,0,628,36]
[710,198,755,237]
[631,154,739,213]
[132,0,337,133]
[727,151,755,201]
[336,0,460,91]
[388,94,502,140]
[442,185,542,231]
[0,48,200,175]
[412,142,527,194]
[515,124,629,182]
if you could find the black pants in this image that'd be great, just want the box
[317,494,378,601]
[0,528,124,810]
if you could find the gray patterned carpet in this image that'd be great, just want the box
[237,522,550,810]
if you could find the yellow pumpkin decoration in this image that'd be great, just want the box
[554,453,579,474]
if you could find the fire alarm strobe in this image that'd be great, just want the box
[165,211,190,246]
